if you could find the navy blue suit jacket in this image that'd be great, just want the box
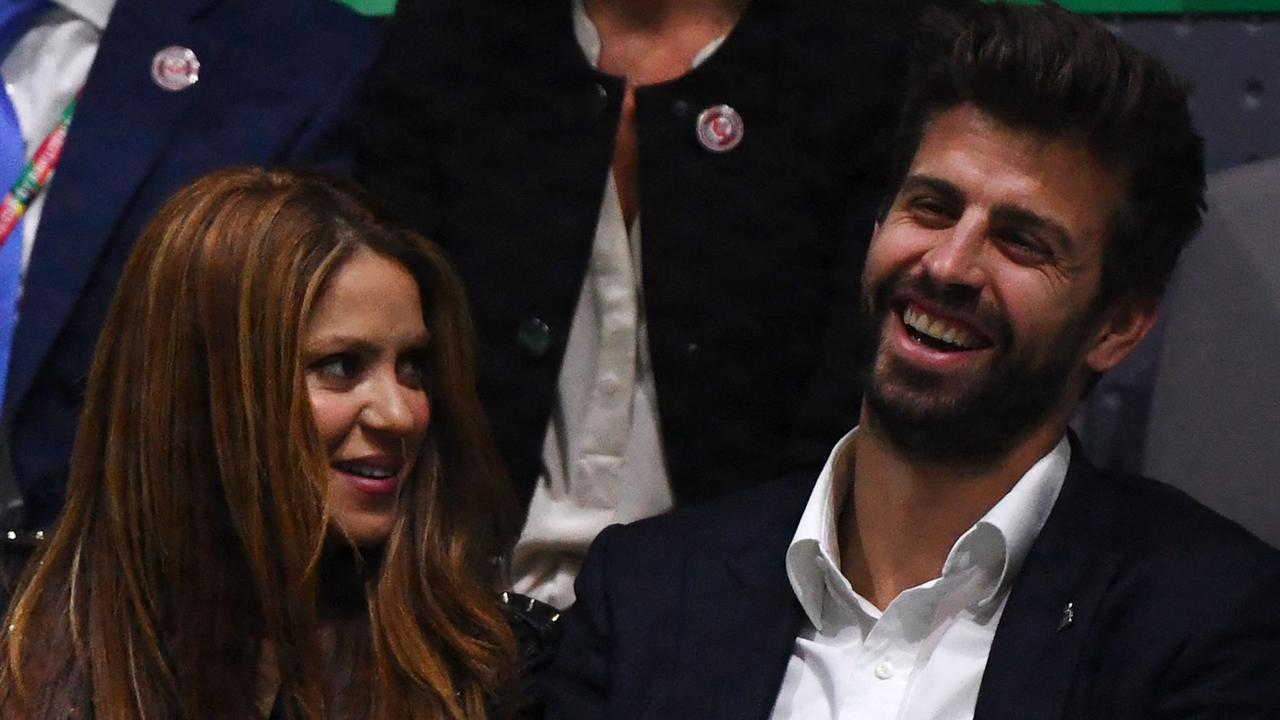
[546,441,1280,719]
[1,0,381,528]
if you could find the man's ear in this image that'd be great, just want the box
[1085,293,1159,374]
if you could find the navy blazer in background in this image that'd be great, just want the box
[546,439,1280,719]
[0,0,382,530]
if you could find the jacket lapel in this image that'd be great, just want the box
[975,437,1124,720]
[6,0,219,415]
[651,480,808,720]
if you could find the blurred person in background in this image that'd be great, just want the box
[359,0,958,608]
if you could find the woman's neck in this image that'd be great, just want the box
[317,541,380,619]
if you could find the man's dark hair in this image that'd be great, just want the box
[884,1,1206,303]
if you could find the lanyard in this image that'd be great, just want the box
[0,93,78,246]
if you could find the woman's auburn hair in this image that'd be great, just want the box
[0,167,520,718]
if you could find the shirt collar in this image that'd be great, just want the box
[963,434,1069,606]
[785,428,857,631]
[571,0,601,67]
[53,0,115,31]
[785,430,1070,631]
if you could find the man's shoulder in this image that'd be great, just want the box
[1111,471,1279,569]
[1075,467,1280,623]
[614,475,811,543]
[1016,465,1280,714]
[586,475,813,582]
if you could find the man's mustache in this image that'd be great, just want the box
[865,271,1013,350]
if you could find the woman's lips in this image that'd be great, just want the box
[331,457,403,497]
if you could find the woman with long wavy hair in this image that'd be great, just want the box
[0,167,526,718]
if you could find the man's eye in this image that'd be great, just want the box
[998,232,1052,261]
[313,354,361,380]
[909,198,954,225]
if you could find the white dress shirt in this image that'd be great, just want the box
[769,430,1069,720]
[2,0,112,276]
[510,1,727,608]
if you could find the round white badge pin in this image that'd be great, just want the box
[696,104,744,153]
[151,46,201,92]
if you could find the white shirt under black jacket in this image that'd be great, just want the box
[769,429,1069,720]
[510,0,728,609]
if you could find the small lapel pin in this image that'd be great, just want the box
[1057,601,1075,632]
[151,45,201,92]
[696,104,744,153]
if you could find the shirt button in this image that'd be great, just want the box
[517,317,552,358]
[602,285,626,303]
[874,660,894,680]
[590,82,610,117]
[601,373,621,394]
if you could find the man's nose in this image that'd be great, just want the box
[921,215,988,288]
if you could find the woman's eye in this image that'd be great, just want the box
[397,353,428,388]
[313,354,361,381]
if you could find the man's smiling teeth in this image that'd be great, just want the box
[902,306,982,349]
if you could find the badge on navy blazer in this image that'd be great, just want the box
[151,46,200,92]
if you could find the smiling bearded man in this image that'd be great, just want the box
[859,98,1130,471]
[862,266,1096,469]
[544,5,1280,720]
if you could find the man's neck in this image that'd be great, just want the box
[584,0,747,85]
[585,0,748,33]
[837,406,1071,610]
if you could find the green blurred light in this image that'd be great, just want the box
[334,0,396,16]
[1000,0,1280,12]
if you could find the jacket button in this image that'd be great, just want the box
[590,83,609,117]
[517,317,552,358]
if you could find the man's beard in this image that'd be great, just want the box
[859,272,1091,470]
